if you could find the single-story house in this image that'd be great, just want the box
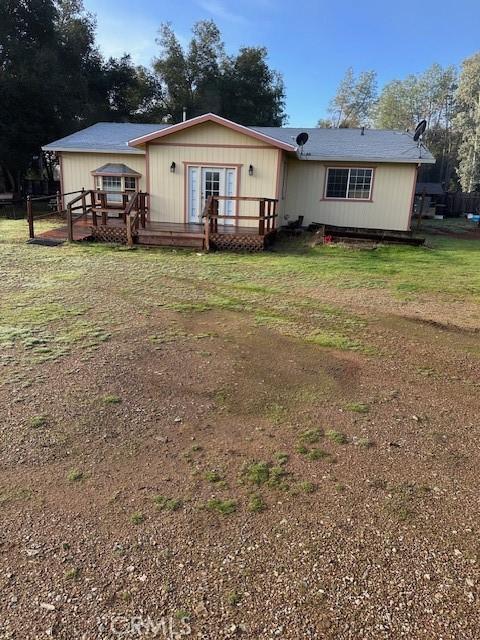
[42,113,434,249]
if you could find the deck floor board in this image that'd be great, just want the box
[36,217,268,244]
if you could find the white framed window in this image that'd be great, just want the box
[325,167,373,200]
[94,175,139,203]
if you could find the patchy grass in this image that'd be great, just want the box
[64,567,80,580]
[227,590,243,606]
[326,430,348,445]
[205,498,237,516]
[241,461,270,486]
[248,493,266,513]
[154,496,183,511]
[204,470,222,483]
[67,469,83,483]
[299,428,323,444]
[130,511,145,525]
[29,415,47,429]
[102,394,121,405]
[295,481,317,494]
[345,402,370,414]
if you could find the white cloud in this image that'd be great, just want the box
[197,0,247,24]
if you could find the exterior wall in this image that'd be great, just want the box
[60,152,147,205]
[147,123,281,226]
[282,159,418,231]
[150,121,269,147]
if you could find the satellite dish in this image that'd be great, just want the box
[413,120,427,142]
[296,132,309,147]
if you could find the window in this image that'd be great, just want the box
[124,176,137,191]
[95,175,139,203]
[102,176,122,191]
[325,168,373,200]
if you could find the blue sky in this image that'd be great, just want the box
[84,0,480,127]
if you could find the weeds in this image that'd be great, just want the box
[326,429,348,444]
[205,498,237,515]
[30,415,47,428]
[345,402,369,414]
[130,511,145,525]
[154,496,183,511]
[102,395,121,404]
[67,469,83,483]
[248,494,266,513]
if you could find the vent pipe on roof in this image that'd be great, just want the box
[361,126,365,136]
[182,107,187,122]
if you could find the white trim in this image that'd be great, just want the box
[324,167,373,201]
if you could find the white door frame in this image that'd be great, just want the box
[187,165,237,225]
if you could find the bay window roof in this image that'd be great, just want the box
[91,163,141,177]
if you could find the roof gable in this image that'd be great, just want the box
[128,113,296,151]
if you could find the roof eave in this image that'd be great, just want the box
[295,154,435,164]
[41,146,146,155]
[128,113,296,152]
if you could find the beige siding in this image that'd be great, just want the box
[151,121,270,147]
[61,152,147,205]
[148,141,280,226]
[283,160,417,231]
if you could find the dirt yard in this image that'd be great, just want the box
[0,219,479,639]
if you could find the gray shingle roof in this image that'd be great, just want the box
[43,121,435,164]
[43,122,169,153]
[253,127,435,164]
[92,163,141,176]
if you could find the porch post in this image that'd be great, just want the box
[27,195,34,239]
[259,199,265,235]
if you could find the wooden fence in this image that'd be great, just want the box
[446,191,480,216]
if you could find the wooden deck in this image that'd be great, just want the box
[36,216,274,250]
[28,191,278,251]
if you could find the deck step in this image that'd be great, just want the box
[136,231,204,248]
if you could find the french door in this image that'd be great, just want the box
[187,166,237,225]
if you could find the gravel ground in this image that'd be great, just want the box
[0,229,479,639]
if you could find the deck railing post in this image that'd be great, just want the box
[259,199,265,235]
[67,202,73,242]
[55,190,62,216]
[272,200,277,230]
[80,187,86,218]
[90,190,97,226]
[214,197,219,233]
[139,191,146,228]
[27,195,34,239]
[126,214,133,247]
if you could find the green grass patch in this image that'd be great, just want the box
[67,469,83,483]
[299,428,323,444]
[154,496,183,511]
[205,498,237,515]
[345,402,370,414]
[30,415,47,428]
[325,429,348,444]
[130,511,145,525]
[248,493,266,513]
[307,331,364,352]
[102,394,121,404]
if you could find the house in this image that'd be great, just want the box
[41,113,435,249]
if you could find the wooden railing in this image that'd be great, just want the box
[27,190,78,239]
[202,195,278,251]
[64,189,149,244]
[124,192,148,247]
